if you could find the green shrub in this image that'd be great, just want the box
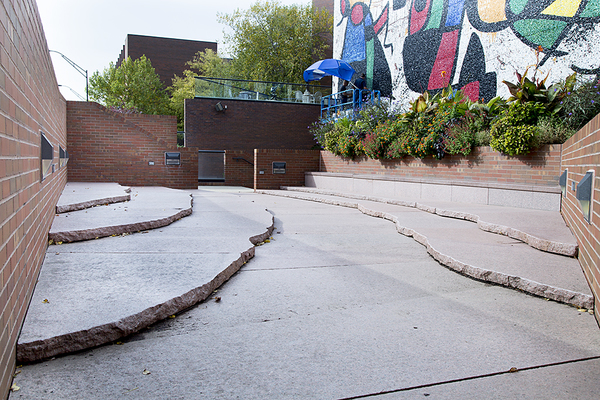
[310,119,335,149]
[559,77,600,130]
[534,115,576,146]
[474,129,491,147]
[323,118,363,158]
[490,102,545,155]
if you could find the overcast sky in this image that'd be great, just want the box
[37,0,310,101]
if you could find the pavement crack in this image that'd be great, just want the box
[337,355,600,399]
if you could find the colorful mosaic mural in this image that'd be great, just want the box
[334,0,600,102]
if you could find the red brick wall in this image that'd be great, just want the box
[119,113,178,144]
[117,34,217,87]
[561,114,600,323]
[67,102,198,189]
[0,1,67,397]
[320,145,562,188]
[255,149,321,190]
[185,98,321,150]
[225,150,254,188]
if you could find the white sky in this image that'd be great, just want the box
[37,0,310,101]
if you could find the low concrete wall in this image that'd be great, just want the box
[309,146,564,211]
[306,172,561,211]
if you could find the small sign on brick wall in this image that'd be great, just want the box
[165,152,181,165]
[272,162,286,174]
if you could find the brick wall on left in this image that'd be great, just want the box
[0,1,67,398]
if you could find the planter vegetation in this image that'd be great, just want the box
[311,69,600,160]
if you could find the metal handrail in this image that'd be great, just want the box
[320,89,381,120]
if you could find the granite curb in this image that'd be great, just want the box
[258,189,592,309]
[278,186,578,257]
[48,207,192,243]
[55,195,131,214]
[17,215,276,364]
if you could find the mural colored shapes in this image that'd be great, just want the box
[337,0,600,102]
[339,0,393,96]
[468,0,600,68]
[400,0,600,100]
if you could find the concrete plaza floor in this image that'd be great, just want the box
[8,185,600,399]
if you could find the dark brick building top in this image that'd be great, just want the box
[117,34,217,87]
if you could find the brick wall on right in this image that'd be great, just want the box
[560,114,600,324]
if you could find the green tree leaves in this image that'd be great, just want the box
[89,55,171,115]
[218,0,332,84]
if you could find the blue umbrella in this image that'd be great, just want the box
[303,59,356,82]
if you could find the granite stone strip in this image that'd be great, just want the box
[48,208,192,243]
[258,190,592,309]
[279,187,578,257]
[17,217,275,364]
[55,195,131,214]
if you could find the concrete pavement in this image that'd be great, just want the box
[9,184,600,399]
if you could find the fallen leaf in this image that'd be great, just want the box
[214,297,221,302]
[168,315,176,319]
[142,369,151,375]
[509,367,518,373]
[56,241,63,245]
[578,308,587,312]
[10,383,19,392]
[116,341,123,345]
[42,299,49,304]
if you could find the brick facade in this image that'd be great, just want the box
[560,115,600,324]
[67,102,198,189]
[255,149,321,190]
[225,150,255,188]
[117,34,217,87]
[0,1,67,397]
[320,146,562,188]
[185,97,321,151]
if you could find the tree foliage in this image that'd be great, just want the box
[168,49,232,124]
[218,0,332,83]
[89,55,171,115]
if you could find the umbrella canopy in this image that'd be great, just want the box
[303,59,356,82]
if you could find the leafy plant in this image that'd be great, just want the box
[443,116,475,156]
[490,102,545,155]
[558,76,600,130]
[362,120,399,159]
[534,115,576,146]
[323,118,363,158]
[503,67,575,114]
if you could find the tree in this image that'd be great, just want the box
[89,55,171,115]
[219,0,332,83]
[169,49,233,124]
[168,1,332,128]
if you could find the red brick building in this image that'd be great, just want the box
[117,34,217,87]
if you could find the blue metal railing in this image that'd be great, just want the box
[320,89,381,120]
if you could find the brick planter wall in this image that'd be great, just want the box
[320,146,562,188]
[560,115,600,324]
[67,102,198,189]
[0,1,67,397]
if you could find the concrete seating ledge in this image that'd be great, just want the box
[306,172,562,211]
